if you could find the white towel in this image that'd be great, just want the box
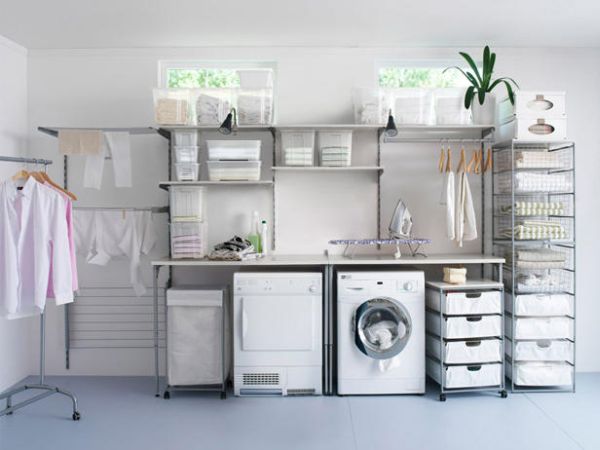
[446,172,455,240]
[455,171,477,247]
[83,132,132,189]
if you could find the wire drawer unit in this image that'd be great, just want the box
[492,141,576,393]
[425,280,507,401]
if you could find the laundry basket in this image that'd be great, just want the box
[166,287,230,398]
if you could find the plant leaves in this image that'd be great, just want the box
[444,66,480,88]
[482,46,490,88]
[478,89,486,105]
[459,52,483,86]
[465,86,475,109]
[502,80,515,104]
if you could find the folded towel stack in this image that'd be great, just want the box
[515,151,561,169]
[505,247,567,269]
[500,201,565,217]
[501,220,567,240]
[155,98,189,125]
[517,272,562,293]
[284,147,314,166]
[320,147,351,167]
[238,94,272,125]
[196,94,231,125]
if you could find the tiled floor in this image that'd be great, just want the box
[1,375,597,450]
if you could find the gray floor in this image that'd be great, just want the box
[1,375,598,450]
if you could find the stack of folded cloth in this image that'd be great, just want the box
[208,236,259,261]
[172,233,205,259]
[320,147,351,167]
[284,147,314,166]
[155,98,189,125]
[238,94,272,125]
[500,201,565,217]
[515,150,561,169]
[506,248,567,269]
[513,172,572,193]
[517,272,562,293]
[501,220,567,240]
[196,93,230,125]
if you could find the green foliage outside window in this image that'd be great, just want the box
[378,68,468,89]
[167,69,240,88]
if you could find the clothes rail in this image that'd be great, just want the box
[0,155,81,421]
[74,206,169,213]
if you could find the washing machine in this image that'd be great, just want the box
[233,272,322,396]
[337,271,425,395]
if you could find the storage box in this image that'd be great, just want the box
[392,88,434,125]
[497,91,566,123]
[174,146,199,163]
[505,316,574,340]
[167,287,230,386]
[281,131,315,166]
[353,88,389,124]
[207,161,261,181]
[505,293,574,317]
[237,69,273,90]
[426,311,502,339]
[427,335,502,364]
[506,339,573,363]
[434,88,471,125]
[426,289,502,316]
[506,362,573,387]
[427,358,502,389]
[195,89,232,125]
[173,130,198,146]
[206,140,261,161]
[174,162,200,181]
[318,130,352,167]
[153,88,192,125]
[495,117,567,144]
[170,186,206,221]
[236,89,273,125]
[170,221,207,259]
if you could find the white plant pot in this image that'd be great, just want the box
[471,93,496,125]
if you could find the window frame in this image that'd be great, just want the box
[376,59,476,89]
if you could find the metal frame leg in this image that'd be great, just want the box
[153,265,162,397]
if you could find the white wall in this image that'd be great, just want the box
[27,46,600,374]
[0,35,34,391]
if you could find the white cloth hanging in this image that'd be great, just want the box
[454,171,477,247]
[83,132,132,189]
[0,178,73,319]
[74,210,156,296]
[445,171,455,240]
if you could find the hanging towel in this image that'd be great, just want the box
[455,172,477,247]
[445,171,455,240]
[58,130,103,155]
[83,132,132,189]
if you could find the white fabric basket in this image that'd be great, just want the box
[426,289,502,315]
[427,358,502,389]
[505,316,574,340]
[427,335,502,364]
[506,293,573,317]
[507,362,573,387]
[427,311,502,339]
[506,339,573,363]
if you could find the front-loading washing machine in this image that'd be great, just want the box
[337,271,425,395]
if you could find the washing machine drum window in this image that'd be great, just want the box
[354,297,412,360]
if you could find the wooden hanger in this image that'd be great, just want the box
[37,171,78,201]
[446,147,452,173]
[484,147,493,173]
[466,149,478,174]
[12,169,30,182]
[438,147,445,173]
[456,147,466,173]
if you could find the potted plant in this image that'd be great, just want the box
[445,46,519,125]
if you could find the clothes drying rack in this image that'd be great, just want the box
[0,155,81,421]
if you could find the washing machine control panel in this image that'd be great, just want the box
[235,275,322,295]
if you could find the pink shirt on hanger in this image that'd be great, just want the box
[44,182,78,297]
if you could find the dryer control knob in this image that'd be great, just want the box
[309,285,317,293]
[403,281,415,292]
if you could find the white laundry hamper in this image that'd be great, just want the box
[166,287,231,395]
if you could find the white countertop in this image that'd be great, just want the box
[425,279,504,290]
[152,254,504,266]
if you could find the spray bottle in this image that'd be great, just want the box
[247,211,261,253]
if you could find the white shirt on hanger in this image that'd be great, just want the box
[0,178,74,319]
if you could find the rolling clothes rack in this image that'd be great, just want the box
[0,155,81,421]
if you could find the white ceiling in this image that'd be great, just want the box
[0,0,599,49]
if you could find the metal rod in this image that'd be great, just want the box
[153,265,161,397]
[0,156,53,165]
[38,126,158,137]
[40,313,45,384]
[74,206,169,213]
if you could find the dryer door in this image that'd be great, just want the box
[353,297,412,360]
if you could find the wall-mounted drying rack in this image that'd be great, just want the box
[37,126,170,370]
[0,155,81,421]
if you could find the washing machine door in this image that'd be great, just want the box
[353,297,412,360]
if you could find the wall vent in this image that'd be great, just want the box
[287,388,316,396]
[243,373,280,386]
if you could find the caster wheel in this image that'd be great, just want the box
[439,394,447,402]
[501,390,508,398]
[220,392,227,400]
[6,412,13,416]
[72,412,81,421]
[163,391,170,400]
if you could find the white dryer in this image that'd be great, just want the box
[233,273,322,396]
[337,271,425,395]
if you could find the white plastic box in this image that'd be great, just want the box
[281,131,315,166]
[207,161,262,181]
[175,162,200,181]
[497,91,566,124]
[195,89,232,125]
[173,130,198,146]
[434,88,471,125]
[166,287,230,386]
[353,88,389,124]
[170,221,207,259]
[206,140,261,161]
[170,186,206,221]
[318,130,353,167]
[393,88,434,125]
[495,117,568,143]
[153,88,192,125]
[174,146,199,163]
[236,89,274,125]
[237,69,273,89]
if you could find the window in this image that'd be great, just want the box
[159,61,275,89]
[378,65,471,89]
